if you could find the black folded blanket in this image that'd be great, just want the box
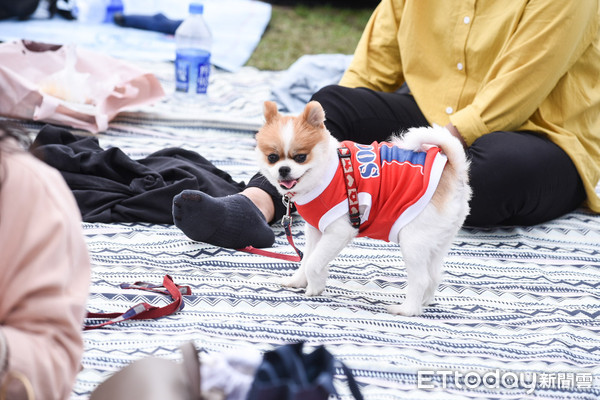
[30,125,246,224]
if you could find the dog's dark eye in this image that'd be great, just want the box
[267,153,279,164]
[293,154,307,163]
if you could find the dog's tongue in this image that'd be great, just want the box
[279,179,298,189]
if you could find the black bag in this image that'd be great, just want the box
[247,342,364,400]
[0,0,40,20]
[0,0,76,20]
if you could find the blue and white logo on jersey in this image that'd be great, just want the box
[354,143,380,179]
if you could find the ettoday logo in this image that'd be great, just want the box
[417,369,593,394]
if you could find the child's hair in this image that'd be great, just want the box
[0,121,31,191]
[0,121,29,146]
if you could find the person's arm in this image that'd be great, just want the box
[0,151,90,399]
[339,0,406,91]
[445,123,467,150]
[450,0,598,146]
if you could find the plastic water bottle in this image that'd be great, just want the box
[174,3,212,104]
[104,0,123,23]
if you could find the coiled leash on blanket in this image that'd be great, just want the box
[237,195,304,262]
[84,275,191,330]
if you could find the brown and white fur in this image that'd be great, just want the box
[255,100,471,316]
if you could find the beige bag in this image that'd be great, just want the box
[89,342,201,400]
[0,40,165,133]
[0,371,35,400]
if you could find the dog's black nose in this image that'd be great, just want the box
[279,166,291,177]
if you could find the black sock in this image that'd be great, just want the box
[172,190,275,249]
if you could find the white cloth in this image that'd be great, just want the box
[271,53,353,113]
[0,0,271,71]
[200,348,262,400]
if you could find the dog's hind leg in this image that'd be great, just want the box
[422,248,445,306]
[388,205,454,316]
[388,235,434,316]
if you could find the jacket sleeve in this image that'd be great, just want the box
[450,0,599,145]
[339,0,406,91]
[0,151,90,400]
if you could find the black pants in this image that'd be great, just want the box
[248,85,586,227]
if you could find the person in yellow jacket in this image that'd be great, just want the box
[327,0,600,226]
[173,0,600,248]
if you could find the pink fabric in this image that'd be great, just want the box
[0,140,91,399]
[0,40,165,133]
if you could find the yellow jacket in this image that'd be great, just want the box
[340,0,600,212]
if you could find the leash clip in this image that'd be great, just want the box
[281,194,293,227]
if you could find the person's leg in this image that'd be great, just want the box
[172,189,276,249]
[313,85,430,142]
[465,131,586,226]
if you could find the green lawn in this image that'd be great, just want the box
[246,4,374,71]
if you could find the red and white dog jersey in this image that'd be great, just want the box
[293,140,447,243]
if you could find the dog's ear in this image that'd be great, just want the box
[263,101,279,123]
[302,101,325,128]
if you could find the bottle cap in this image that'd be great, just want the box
[189,3,204,14]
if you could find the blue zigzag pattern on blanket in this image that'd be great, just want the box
[69,66,600,400]
[77,211,600,399]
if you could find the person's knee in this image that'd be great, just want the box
[310,84,344,105]
[309,85,353,139]
[464,131,585,227]
[464,157,508,227]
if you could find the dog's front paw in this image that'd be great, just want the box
[388,302,423,317]
[280,272,307,289]
[304,282,325,297]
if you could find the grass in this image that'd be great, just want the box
[246,4,374,71]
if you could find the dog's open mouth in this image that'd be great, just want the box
[279,179,298,190]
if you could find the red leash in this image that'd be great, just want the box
[84,275,191,330]
[237,195,303,262]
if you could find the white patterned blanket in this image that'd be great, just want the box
[18,63,599,399]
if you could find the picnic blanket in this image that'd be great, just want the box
[2,54,599,398]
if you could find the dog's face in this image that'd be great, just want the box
[255,101,332,197]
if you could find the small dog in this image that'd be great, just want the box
[255,100,471,316]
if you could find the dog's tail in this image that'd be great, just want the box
[393,124,469,177]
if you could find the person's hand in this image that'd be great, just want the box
[445,123,467,150]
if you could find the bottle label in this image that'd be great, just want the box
[175,49,211,94]
[175,56,190,92]
[196,62,210,94]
